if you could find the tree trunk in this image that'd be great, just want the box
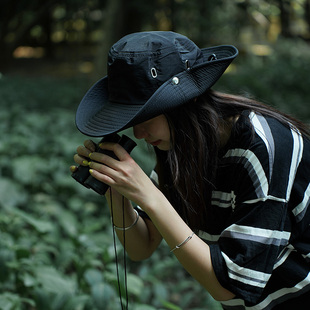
[278,0,292,38]
[305,0,310,37]
[94,0,143,78]
[2,0,57,58]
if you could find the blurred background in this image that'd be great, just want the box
[0,0,309,309]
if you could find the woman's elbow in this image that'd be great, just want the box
[127,249,154,262]
[211,290,235,302]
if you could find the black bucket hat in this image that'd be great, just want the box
[76,31,238,137]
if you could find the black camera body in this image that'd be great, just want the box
[72,133,137,195]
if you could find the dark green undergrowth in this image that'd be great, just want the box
[0,38,309,310]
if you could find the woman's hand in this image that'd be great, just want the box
[70,139,96,172]
[88,142,160,210]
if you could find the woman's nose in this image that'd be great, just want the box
[133,124,147,139]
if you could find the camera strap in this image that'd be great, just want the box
[109,189,129,310]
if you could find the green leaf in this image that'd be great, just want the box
[12,208,54,233]
[34,266,76,294]
[20,272,37,287]
[51,293,75,310]
[160,300,182,310]
[91,282,115,310]
[126,273,144,297]
[0,248,15,281]
[57,209,78,237]
[135,305,157,310]
[62,295,90,310]
[154,283,168,306]
[33,288,52,310]
[0,296,14,310]
[0,292,33,310]
[0,178,28,209]
[84,268,103,286]
[12,155,47,185]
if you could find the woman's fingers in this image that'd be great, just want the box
[76,141,139,193]
[76,145,91,158]
[73,140,97,166]
[88,157,122,184]
[84,139,96,152]
[89,167,115,185]
[70,165,77,173]
[89,143,129,166]
[76,140,96,157]
[73,153,90,166]
[99,142,131,161]
[84,143,157,206]
[88,144,135,185]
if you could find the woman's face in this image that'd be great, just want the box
[133,115,171,151]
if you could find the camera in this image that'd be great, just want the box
[72,133,137,195]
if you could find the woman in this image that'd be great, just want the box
[71,31,310,309]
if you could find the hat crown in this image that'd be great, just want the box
[107,31,204,105]
[76,31,238,137]
[109,31,203,60]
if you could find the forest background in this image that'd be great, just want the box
[0,0,309,309]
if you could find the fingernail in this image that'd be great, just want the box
[83,160,89,165]
[99,143,103,148]
[89,153,93,159]
[89,169,94,174]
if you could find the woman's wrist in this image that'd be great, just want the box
[108,199,137,229]
[113,209,139,231]
[138,187,168,217]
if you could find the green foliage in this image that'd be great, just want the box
[0,75,220,309]
[217,38,310,123]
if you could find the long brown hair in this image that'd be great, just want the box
[155,89,309,230]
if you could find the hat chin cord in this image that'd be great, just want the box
[109,189,129,310]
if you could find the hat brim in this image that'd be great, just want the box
[76,45,238,137]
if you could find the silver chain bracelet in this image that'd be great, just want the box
[170,231,195,252]
[113,209,139,231]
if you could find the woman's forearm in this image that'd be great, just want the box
[105,192,162,261]
[140,188,235,302]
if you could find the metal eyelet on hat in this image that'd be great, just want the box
[185,60,190,70]
[208,54,217,61]
[151,67,157,78]
[172,77,179,85]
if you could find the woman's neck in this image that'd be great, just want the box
[219,115,239,148]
